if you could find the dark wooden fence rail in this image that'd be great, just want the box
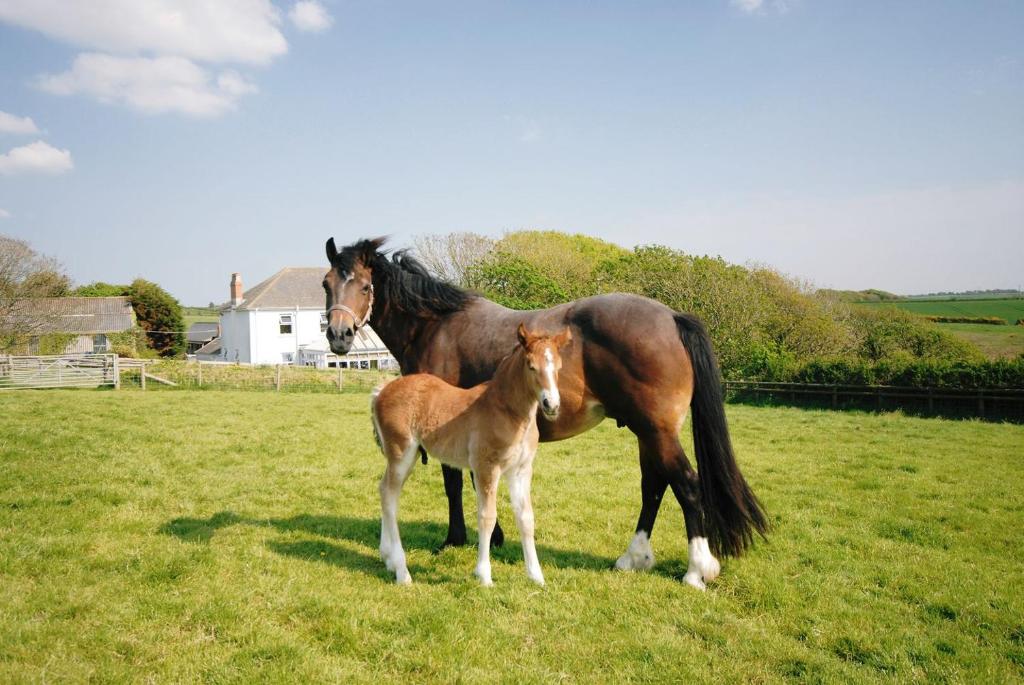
[722,380,1024,422]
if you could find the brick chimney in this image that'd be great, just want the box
[230,273,243,306]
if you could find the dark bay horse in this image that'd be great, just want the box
[324,237,768,589]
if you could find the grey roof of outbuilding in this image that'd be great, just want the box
[12,297,135,334]
[187,322,220,343]
[225,267,326,311]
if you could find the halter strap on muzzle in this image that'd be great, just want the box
[327,283,374,329]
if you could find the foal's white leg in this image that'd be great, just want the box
[379,442,418,585]
[474,466,500,587]
[507,462,544,585]
[682,537,720,590]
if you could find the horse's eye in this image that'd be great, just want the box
[362,285,371,294]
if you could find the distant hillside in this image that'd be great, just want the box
[816,288,903,303]
[905,289,1023,301]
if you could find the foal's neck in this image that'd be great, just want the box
[483,349,537,420]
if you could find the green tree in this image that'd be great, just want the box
[127,278,185,357]
[73,282,129,297]
[466,254,569,310]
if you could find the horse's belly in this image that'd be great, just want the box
[539,400,605,442]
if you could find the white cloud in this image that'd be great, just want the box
[0,110,40,135]
[731,0,763,12]
[0,209,10,219]
[730,0,792,14]
[0,0,287,65]
[289,1,333,33]
[0,140,74,175]
[37,53,258,117]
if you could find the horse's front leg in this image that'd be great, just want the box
[440,464,505,549]
[473,464,501,586]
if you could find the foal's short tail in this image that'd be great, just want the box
[675,313,769,557]
[369,381,427,464]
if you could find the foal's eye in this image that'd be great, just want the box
[362,284,371,294]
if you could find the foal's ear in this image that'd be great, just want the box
[553,327,573,348]
[326,237,338,264]
[516,322,530,348]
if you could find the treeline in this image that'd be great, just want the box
[815,288,903,303]
[415,231,1023,385]
[923,315,1007,325]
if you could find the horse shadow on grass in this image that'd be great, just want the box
[159,511,622,583]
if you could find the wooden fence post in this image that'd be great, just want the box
[337,364,343,391]
[978,390,985,418]
[113,355,120,390]
[140,364,146,391]
[197,361,203,387]
[276,364,282,392]
[832,386,838,409]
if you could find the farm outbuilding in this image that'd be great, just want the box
[5,296,135,354]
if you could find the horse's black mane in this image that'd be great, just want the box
[334,239,474,318]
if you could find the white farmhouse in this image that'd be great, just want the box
[212,269,395,369]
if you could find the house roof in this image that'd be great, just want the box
[225,267,326,311]
[194,337,222,355]
[11,297,135,334]
[187,322,220,343]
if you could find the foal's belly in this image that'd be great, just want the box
[538,400,606,442]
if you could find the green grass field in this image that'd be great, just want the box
[859,298,1024,322]
[182,307,220,331]
[857,298,1024,359]
[2,391,1022,682]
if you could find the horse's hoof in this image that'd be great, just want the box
[438,534,467,551]
[683,571,706,591]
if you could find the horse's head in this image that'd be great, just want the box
[323,236,385,355]
[516,323,573,421]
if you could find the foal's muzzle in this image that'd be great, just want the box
[541,395,560,420]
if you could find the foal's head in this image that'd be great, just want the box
[516,323,573,421]
[323,237,384,355]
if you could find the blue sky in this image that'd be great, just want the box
[1,0,1022,305]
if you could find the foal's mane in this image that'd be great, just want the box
[336,239,475,318]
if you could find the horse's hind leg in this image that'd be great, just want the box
[615,460,665,572]
[644,429,720,589]
[379,440,419,584]
[507,460,544,585]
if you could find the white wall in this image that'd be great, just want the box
[219,309,252,363]
[220,308,329,365]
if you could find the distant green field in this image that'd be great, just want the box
[182,307,219,331]
[2,391,1023,682]
[859,298,1024,322]
[935,323,1024,360]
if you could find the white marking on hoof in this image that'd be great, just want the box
[687,536,720,585]
[683,570,706,591]
[527,565,545,586]
[395,568,412,585]
[615,531,655,571]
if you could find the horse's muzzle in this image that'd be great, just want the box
[326,323,354,355]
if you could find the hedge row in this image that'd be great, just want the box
[924,315,1007,325]
[749,357,1024,389]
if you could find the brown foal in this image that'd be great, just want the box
[371,324,572,585]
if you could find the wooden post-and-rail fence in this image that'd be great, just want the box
[722,380,1024,421]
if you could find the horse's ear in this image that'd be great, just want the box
[326,237,338,264]
[361,236,387,264]
[516,322,530,348]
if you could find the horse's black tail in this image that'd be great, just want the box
[675,313,769,557]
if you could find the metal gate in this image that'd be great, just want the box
[0,354,118,390]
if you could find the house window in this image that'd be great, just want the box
[93,334,109,353]
[279,314,293,335]
[320,312,328,333]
